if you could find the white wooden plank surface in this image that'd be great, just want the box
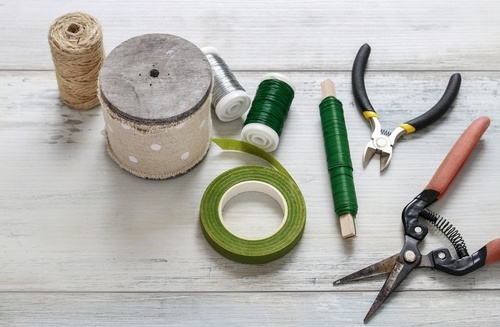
[1,0,500,325]
[1,291,499,326]
[1,1,500,70]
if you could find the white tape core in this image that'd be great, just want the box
[218,181,288,241]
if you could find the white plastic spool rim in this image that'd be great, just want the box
[261,72,297,93]
[241,123,280,152]
[216,90,252,122]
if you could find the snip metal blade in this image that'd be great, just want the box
[364,258,414,322]
[333,254,399,285]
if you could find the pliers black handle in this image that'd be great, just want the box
[352,43,462,171]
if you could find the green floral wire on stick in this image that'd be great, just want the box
[319,79,358,238]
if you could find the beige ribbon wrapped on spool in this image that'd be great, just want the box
[48,12,105,110]
[98,34,213,179]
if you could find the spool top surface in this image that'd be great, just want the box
[99,34,212,125]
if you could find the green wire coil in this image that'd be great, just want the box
[243,78,294,137]
[319,96,358,217]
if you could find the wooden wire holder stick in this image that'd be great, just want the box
[320,79,357,238]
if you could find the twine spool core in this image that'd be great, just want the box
[67,23,80,34]
[48,12,104,110]
[99,34,213,179]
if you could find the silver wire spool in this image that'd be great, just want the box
[202,47,251,122]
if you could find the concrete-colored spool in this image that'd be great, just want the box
[98,34,213,179]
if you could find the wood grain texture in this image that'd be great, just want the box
[1,291,499,326]
[1,0,500,325]
[1,1,500,71]
[99,33,212,123]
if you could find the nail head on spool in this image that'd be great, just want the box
[99,34,213,179]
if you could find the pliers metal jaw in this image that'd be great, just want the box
[363,116,407,171]
[352,43,462,171]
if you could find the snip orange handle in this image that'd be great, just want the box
[486,239,500,265]
[425,116,490,199]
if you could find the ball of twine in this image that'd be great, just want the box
[48,12,105,110]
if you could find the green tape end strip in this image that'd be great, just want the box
[212,138,292,179]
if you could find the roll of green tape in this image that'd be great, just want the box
[200,139,306,264]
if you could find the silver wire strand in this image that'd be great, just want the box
[205,52,246,106]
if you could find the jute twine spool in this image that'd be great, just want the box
[48,12,105,110]
[98,34,213,179]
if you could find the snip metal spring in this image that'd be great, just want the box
[420,208,469,258]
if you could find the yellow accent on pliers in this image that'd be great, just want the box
[363,111,378,120]
[400,123,416,134]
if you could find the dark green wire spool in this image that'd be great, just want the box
[319,96,358,218]
[241,75,295,152]
[243,78,294,135]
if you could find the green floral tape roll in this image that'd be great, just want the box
[200,139,306,264]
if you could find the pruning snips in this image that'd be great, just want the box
[334,116,500,322]
[352,43,462,171]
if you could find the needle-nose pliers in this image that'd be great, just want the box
[352,43,462,171]
[333,116,500,322]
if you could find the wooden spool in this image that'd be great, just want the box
[98,34,213,179]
